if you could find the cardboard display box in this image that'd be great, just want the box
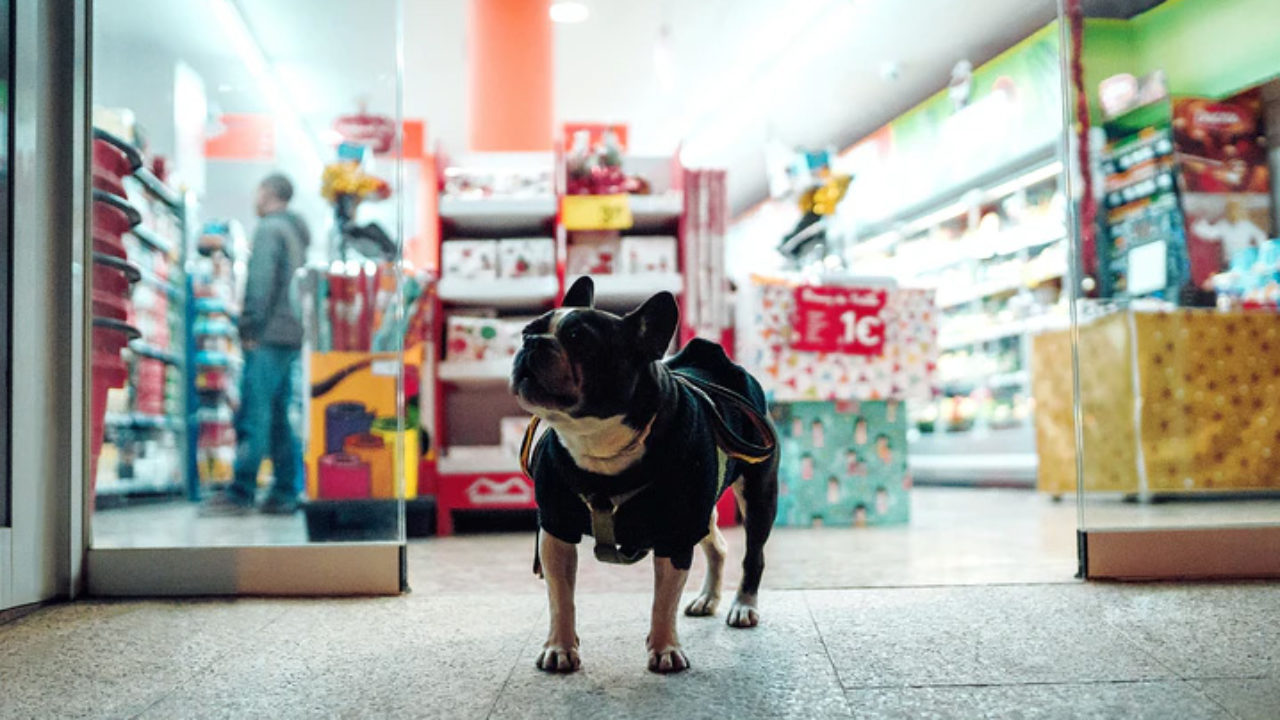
[772,399,910,527]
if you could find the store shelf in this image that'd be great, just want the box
[439,195,556,234]
[131,225,175,257]
[627,193,683,231]
[138,268,183,299]
[438,358,514,385]
[95,479,184,497]
[939,315,1064,350]
[438,275,559,309]
[936,279,1024,309]
[988,370,1030,388]
[437,445,522,474]
[105,412,183,430]
[129,341,182,367]
[134,167,183,211]
[572,272,684,309]
[936,266,1066,309]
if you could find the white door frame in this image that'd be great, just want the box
[3,0,90,611]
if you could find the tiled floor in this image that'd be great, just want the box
[6,488,1274,718]
[2,583,1276,719]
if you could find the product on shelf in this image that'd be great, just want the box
[442,166,554,199]
[445,315,520,362]
[441,239,498,280]
[499,416,530,460]
[566,231,621,275]
[496,237,555,278]
[620,236,678,274]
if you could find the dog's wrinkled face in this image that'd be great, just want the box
[511,277,678,419]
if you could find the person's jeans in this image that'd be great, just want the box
[228,345,303,505]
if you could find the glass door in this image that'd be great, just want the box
[85,0,412,595]
[1059,0,1280,579]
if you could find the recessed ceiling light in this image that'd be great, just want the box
[550,1,589,23]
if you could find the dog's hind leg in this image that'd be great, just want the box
[727,454,779,628]
[684,507,727,617]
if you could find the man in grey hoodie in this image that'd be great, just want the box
[203,173,308,515]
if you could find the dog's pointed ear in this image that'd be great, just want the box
[563,276,595,308]
[625,291,679,361]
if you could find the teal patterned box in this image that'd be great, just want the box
[770,400,910,527]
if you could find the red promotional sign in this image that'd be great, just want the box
[204,113,275,161]
[562,122,628,152]
[334,113,397,154]
[791,285,888,356]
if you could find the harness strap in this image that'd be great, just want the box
[582,488,650,565]
[671,373,777,465]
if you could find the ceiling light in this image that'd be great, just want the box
[550,2,589,23]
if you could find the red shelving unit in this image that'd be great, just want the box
[422,149,729,536]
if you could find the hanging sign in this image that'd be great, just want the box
[560,193,634,231]
[791,285,888,356]
[333,113,397,154]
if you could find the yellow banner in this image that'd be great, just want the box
[560,193,633,230]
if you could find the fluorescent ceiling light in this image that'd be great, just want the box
[210,0,323,177]
[550,2,589,23]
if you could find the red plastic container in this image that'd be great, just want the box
[90,318,140,504]
[92,167,127,198]
[93,135,139,179]
[318,453,372,500]
[92,253,140,297]
[135,357,166,416]
[91,288,130,321]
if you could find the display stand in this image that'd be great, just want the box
[424,148,733,535]
[296,264,437,540]
[1034,309,1280,498]
[91,129,193,506]
[738,274,937,526]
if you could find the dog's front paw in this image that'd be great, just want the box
[535,642,581,673]
[646,643,690,674]
[684,592,719,617]
[726,594,760,628]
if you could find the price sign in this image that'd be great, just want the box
[791,285,888,356]
[560,194,634,231]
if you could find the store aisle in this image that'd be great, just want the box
[1,582,1276,719]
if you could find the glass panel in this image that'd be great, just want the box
[88,0,408,548]
[1062,0,1280,532]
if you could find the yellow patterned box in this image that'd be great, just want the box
[1033,310,1280,495]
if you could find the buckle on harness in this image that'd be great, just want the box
[584,490,649,565]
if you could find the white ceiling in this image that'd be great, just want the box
[94,0,1060,214]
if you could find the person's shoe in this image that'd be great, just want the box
[259,495,301,515]
[199,492,254,517]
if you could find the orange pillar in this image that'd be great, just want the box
[468,0,553,151]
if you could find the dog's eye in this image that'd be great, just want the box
[564,327,582,344]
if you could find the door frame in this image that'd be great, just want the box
[72,0,405,598]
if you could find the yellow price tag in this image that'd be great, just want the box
[560,194,634,231]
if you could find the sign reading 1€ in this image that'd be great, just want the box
[791,285,888,356]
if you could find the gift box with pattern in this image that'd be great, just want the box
[441,239,498,280]
[620,236,678,274]
[771,400,910,527]
[567,231,620,275]
[498,238,555,278]
[738,275,938,403]
[445,315,520,362]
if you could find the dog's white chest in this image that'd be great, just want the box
[544,413,647,476]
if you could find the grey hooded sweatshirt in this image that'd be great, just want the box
[239,210,309,348]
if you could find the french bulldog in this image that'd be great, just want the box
[511,276,779,674]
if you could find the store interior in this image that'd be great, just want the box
[85,0,1280,585]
